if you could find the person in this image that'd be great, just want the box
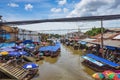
[99,48,104,57]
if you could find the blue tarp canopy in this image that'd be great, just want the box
[39,46,51,51]
[50,46,60,52]
[39,43,60,52]
[105,46,116,50]
[86,54,119,67]
[0,42,16,48]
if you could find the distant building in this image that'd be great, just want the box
[0,25,18,42]
[65,31,85,41]
[85,28,120,47]
[18,29,41,42]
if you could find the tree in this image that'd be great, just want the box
[85,27,105,36]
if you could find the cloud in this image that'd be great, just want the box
[8,3,19,7]
[63,8,69,13]
[25,4,33,11]
[110,0,120,8]
[51,8,62,13]
[58,0,67,6]
[67,0,116,17]
[51,8,69,13]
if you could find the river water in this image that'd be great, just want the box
[33,44,95,80]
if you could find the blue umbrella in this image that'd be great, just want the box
[16,46,23,49]
[19,51,28,56]
[9,51,21,57]
[1,48,15,52]
[23,63,39,69]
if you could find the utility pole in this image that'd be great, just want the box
[101,19,104,48]
[0,15,2,22]
[78,26,81,40]
[29,30,32,40]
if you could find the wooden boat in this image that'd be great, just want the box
[82,60,114,72]
[81,54,120,72]
[50,52,60,58]
[44,51,51,56]
[22,69,39,80]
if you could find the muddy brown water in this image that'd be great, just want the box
[33,45,95,80]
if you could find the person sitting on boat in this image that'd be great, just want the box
[115,56,120,64]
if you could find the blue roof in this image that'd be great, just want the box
[86,54,120,67]
[39,43,60,52]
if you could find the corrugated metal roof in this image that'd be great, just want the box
[81,38,96,43]
[103,40,120,48]
[82,38,120,47]
[113,34,120,39]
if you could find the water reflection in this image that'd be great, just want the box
[44,56,59,64]
[65,46,83,56]
[33,44,95,80]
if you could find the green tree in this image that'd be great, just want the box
[85,27,105,36]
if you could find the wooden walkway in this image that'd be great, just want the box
[0,62,29,80]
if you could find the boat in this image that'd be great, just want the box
[81,53,120,72]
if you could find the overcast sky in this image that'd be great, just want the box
[0,0,120,34]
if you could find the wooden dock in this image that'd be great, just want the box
[0,63,29,80]
[0,61,38,80]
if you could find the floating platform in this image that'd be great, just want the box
[0,62,38,80]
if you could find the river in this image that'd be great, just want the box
[33,44,95,80]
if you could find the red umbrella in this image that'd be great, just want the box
[113,73,120,80]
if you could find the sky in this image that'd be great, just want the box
[0,0,120,34]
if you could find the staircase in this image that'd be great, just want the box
[0,63,29,80]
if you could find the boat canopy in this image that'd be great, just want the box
[105,46,116,50]
[39,42,60,52]
[82,56,104,66]
[86,54,120,67]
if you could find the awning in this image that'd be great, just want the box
[86,54,119,67]
[105,46,116,50]
[82,56,104,66]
